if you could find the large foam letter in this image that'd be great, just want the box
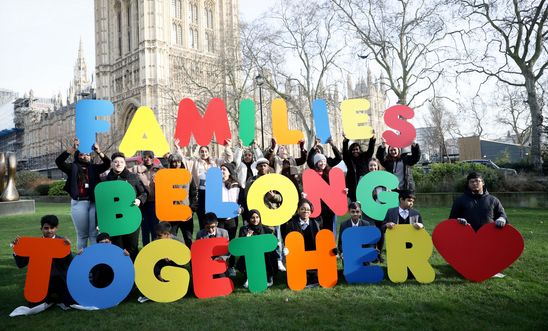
[205,168,239,218]
[356,171,399,221]
[312,99,331,143]
[119,106,170,157]
[246,173,299,226]
[285,230,338,290]
[302,168,347,218]
[95,181,141,237]
[239,99,255,147]
[155,169,192,221]
[382,105,416,148]
[342,227,384,283]
[134,239,191,302]
[13,238,71,302]
[228,234,278,293]
[271,98,304,144]
[75,100,113,153]
[341,98,374,140]
[191,238,233,299]
[385,225,435,283]
[174,98,232,147]
[67,244,134,309]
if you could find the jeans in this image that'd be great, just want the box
[70,199,97,250]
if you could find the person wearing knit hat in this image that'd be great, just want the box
[313,153,327,167]
[255,157,270,168]
[450,171,508,231]
[312,150,348,237]
[306,137,343,170]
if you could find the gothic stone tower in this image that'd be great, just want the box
[94,0,240,149]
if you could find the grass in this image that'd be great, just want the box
[0,202,547,330]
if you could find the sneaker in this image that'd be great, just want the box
[305,283,319,289]
[267,277,274,287]
[243,279,249,289]
[228,267,237,277]
[277,260,286,272]
[137,296,150,303]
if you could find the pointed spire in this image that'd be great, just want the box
[78,36,84,59]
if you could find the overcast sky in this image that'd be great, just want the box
[0,0,274,98]
[0,0,505,138]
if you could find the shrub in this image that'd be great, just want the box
[414,162,503,193]
[35,183,51,196]
[48,181,68,196]
[15,170,48,195]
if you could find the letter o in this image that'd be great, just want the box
[246,174,299,226]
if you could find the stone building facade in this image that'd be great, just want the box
[94,0,240,150]
[13,40,94,178]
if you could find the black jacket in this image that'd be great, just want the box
[307,144,343,169]
[105,168,148,205]
[55,151,111,202]
[449,188,508,232]
[281,215,322,251]
[376,143,421,191]
[343,137,376,201]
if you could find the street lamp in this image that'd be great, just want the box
[255,74,265,149]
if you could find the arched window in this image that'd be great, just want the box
[127,1,131,51]
[115,2,122,57]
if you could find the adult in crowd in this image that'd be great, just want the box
[164,153,198,248]
[342,133,376,202]
[105,152,148,260]
[376,138,421,191]
[265,138,308,175]
[219,162,244,277]
[233,139,263,188]
[338,202,373,258]
[55,138,110,250]
[449,172,508,231]
[282,199,323,287]
[236,209,278,288]
[130,150,161,246]
[189,141,233,230]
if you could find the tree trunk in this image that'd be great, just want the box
[524,73,543,174]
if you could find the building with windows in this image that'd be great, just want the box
[94,0,240,147]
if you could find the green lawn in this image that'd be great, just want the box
[0,202,546,330]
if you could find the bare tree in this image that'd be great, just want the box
[424,98,459,162]
[456,0,547,173]
[331,0,453,107]
[496,84,531,147]
[246,1,346,147]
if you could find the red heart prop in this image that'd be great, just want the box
[432,220,524,282]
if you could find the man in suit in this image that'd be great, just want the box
[383,190,424,230]
[338,201,373,256]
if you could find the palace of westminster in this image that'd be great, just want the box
[0,0,387,179]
